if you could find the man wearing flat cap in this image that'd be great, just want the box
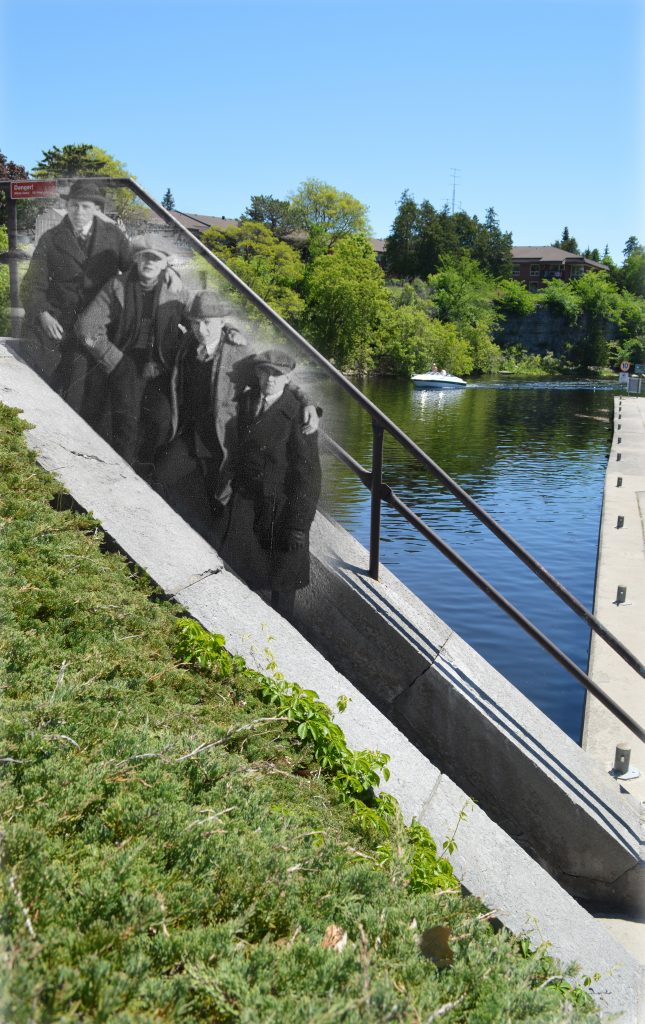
[76,234,189,471]
[155,290,319,541]
[21,180,131,420]
[218,348,321,619]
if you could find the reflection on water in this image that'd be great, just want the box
[322,376,618,741]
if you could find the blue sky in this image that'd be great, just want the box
[1,0,643,261]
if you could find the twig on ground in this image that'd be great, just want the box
[7,874,36,940]
[424,995,466,1022]
[176,717,285,761]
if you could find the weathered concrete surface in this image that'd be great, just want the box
[583,395,645,803]
[1,339,643,1021]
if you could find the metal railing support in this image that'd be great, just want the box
[369,423,384,580]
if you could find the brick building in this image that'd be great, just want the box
[511,246,609,291]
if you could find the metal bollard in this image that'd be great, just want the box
[609,743,640,780]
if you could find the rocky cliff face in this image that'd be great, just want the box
[494,306,619,357]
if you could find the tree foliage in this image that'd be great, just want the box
[31,144,135,218]
[426,256,503,373]
[162,188,175,211]
[384,192,512,280]
[303,236,387,368]
[202,220,305,323]
[552,226,579,254]
[495,279,539,317]
[0,151,31,228]
[289,178,370,253]
[32,144,110,178]
[243,194,296,238]
[379,305,473,376]
[619,244,645,298]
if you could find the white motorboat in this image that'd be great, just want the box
[411,370,467,389]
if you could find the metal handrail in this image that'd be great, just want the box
[5,176,643,738]
[321,433,644,742]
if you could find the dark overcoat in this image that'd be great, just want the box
[20,214,131,412]
[21,214,131,337]
[75,266,190,372]
[221,385,321,592]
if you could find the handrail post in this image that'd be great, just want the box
[7,191,21,337]
[369,422,384,580]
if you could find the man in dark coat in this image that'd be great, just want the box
[155,291,319,542]
[75,235,189,473]
[219,348,322,619]
[20,180,131,423]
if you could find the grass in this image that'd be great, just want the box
[0,402,600,1023]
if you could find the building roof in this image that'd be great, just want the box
[512,246,608,270]
[173,209,387,255]
[173,212,240,233]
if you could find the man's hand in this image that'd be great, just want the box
[221,323,245,347]
[301,404,319,435]
[163,265,184,293]
[39,311,64,342]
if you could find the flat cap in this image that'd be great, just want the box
[63,180,106,208]
[254,348,296,375]
[187,290,233,319]
[131,234,174,259]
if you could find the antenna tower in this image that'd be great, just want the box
[450,167,460,215]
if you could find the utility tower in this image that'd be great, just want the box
[450,167,460,214]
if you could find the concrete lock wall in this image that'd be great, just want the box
[297,513,644,913]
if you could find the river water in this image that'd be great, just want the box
[318,376,619,742]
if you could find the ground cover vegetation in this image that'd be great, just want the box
[0,404,601,1022]
[2,143,644,375]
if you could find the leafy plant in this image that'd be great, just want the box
[174,618,458,891]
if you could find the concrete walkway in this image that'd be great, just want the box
[583,394,645,796]
[583,393,645,966]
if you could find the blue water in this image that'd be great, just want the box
[320,377,618,741]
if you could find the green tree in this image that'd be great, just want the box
[569,272,624,367]
[539,278,583,323]
[32,144,109,178]
[32,144,135,218]
[162,188,175,211]
[494,279,539,317]
[202,220,305,324]
[0,151,31,228]
[384,190,420,278]
[243,195,295,238]
[379,304,473,376]
[623,235,640,260]
[303,236,387,368]
[472,207,513,278]
[426,255,502,372]
[552,226,579,254]
[621,249,645,297]
[385,194,512,281]
[289,178,370,254]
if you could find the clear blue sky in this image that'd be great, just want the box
[2,0,643,262]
